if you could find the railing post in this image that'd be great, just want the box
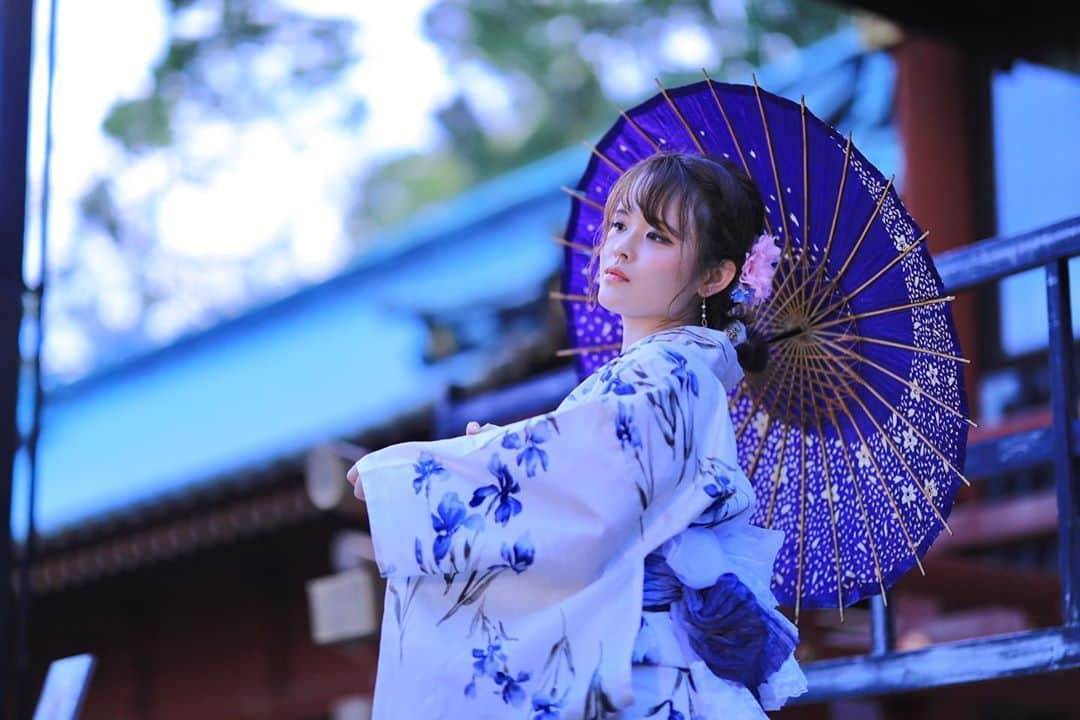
[1046,258,1079,626]
[870,592,895,655]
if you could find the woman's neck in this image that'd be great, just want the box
[619,317,691,353]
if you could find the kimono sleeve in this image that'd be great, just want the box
[356,343,731,584]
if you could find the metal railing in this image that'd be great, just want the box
[802,215,1080,700]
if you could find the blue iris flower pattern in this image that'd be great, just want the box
[615,402,643,451]
[472,642,507,678]
[692,457,740,528]
[599,364,637,395]
[470,453,523,525]
[495,670,531,707]
[531,690,563,720]
[661,349,699,397]
[502,419,552,478]
[498,534,536,574]
[431,492,483,564]
[412,451,448,495]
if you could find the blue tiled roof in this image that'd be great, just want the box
[15,26,902,539]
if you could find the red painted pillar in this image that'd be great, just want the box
[893,34,988,420]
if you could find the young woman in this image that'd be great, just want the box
[347,153,806,718]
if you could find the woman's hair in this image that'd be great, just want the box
[585,152,770,372]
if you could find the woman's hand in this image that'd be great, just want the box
[347,464,364,501]
[347,422,482,501]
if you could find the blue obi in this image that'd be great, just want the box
[641,550,798,696]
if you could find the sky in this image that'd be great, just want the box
[23,0,454,381]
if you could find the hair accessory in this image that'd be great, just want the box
[730,232,781,311]
[724,319,747,346]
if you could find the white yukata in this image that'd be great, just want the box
[355,324,807,719]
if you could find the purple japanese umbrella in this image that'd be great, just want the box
[555,78,971,619]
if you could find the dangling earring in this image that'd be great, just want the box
[700,295,707,327]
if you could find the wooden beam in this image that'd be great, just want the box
[896,556,1059,622]
[934,490,1058,551]
[818,606,1032,653]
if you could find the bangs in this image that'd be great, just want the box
[603,156,700,243]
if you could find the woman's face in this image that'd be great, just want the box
[597,198,699,325]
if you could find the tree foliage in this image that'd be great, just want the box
[352,0,847,230]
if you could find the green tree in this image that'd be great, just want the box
[350,0,848,232]
[57,0,358,380]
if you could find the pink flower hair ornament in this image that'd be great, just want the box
[729,232,781,311]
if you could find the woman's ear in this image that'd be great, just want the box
[700,260,737,299]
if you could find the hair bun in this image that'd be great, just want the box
[735,330,769,374]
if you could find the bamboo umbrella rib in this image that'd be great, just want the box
[729,379,749,404]
[701,70,774,237]
[756,255,816,332]
[755,256,811,334]
[612,102,662,153]
[736,339,799,436]
[744,408,779,500]
[765,96,813,315]
[555,344,621,357]
[734,384,770,440]
[815,329,969,364]
[753,75,794,256]
[788,352,854,414]
[740,381,795,488]
[773,338,807,423]
[763,422,791,530]
[791,343,811,622]
[798,348,959,477]
[811,399,846,619]
[800,345,964,430]
[759,255,798,333]
[728,382,756,422]
[803,351,927,575]
[758,346,809,531]
[583,141,626,173]
[812,296,955,333]
[549,291,591,303]
[807,176,895,321]
[552,235,594,255]
[561,187,605,211]
[816,335,975,427]
[804,346,955,533]
[655,79,706,154]
[764,131,853,324]
[805,353,926,583]
[755,83,810,329]
[823,400,890,602]
[792,96,814,318]
[807,342,971,487]
[742,344,801,496]
[809,230,930,327]
[701,71,752,176]
[735,340,799,438]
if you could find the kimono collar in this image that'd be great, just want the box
[622,323,746,390]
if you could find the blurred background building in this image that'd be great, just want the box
[1,0,1078,718]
